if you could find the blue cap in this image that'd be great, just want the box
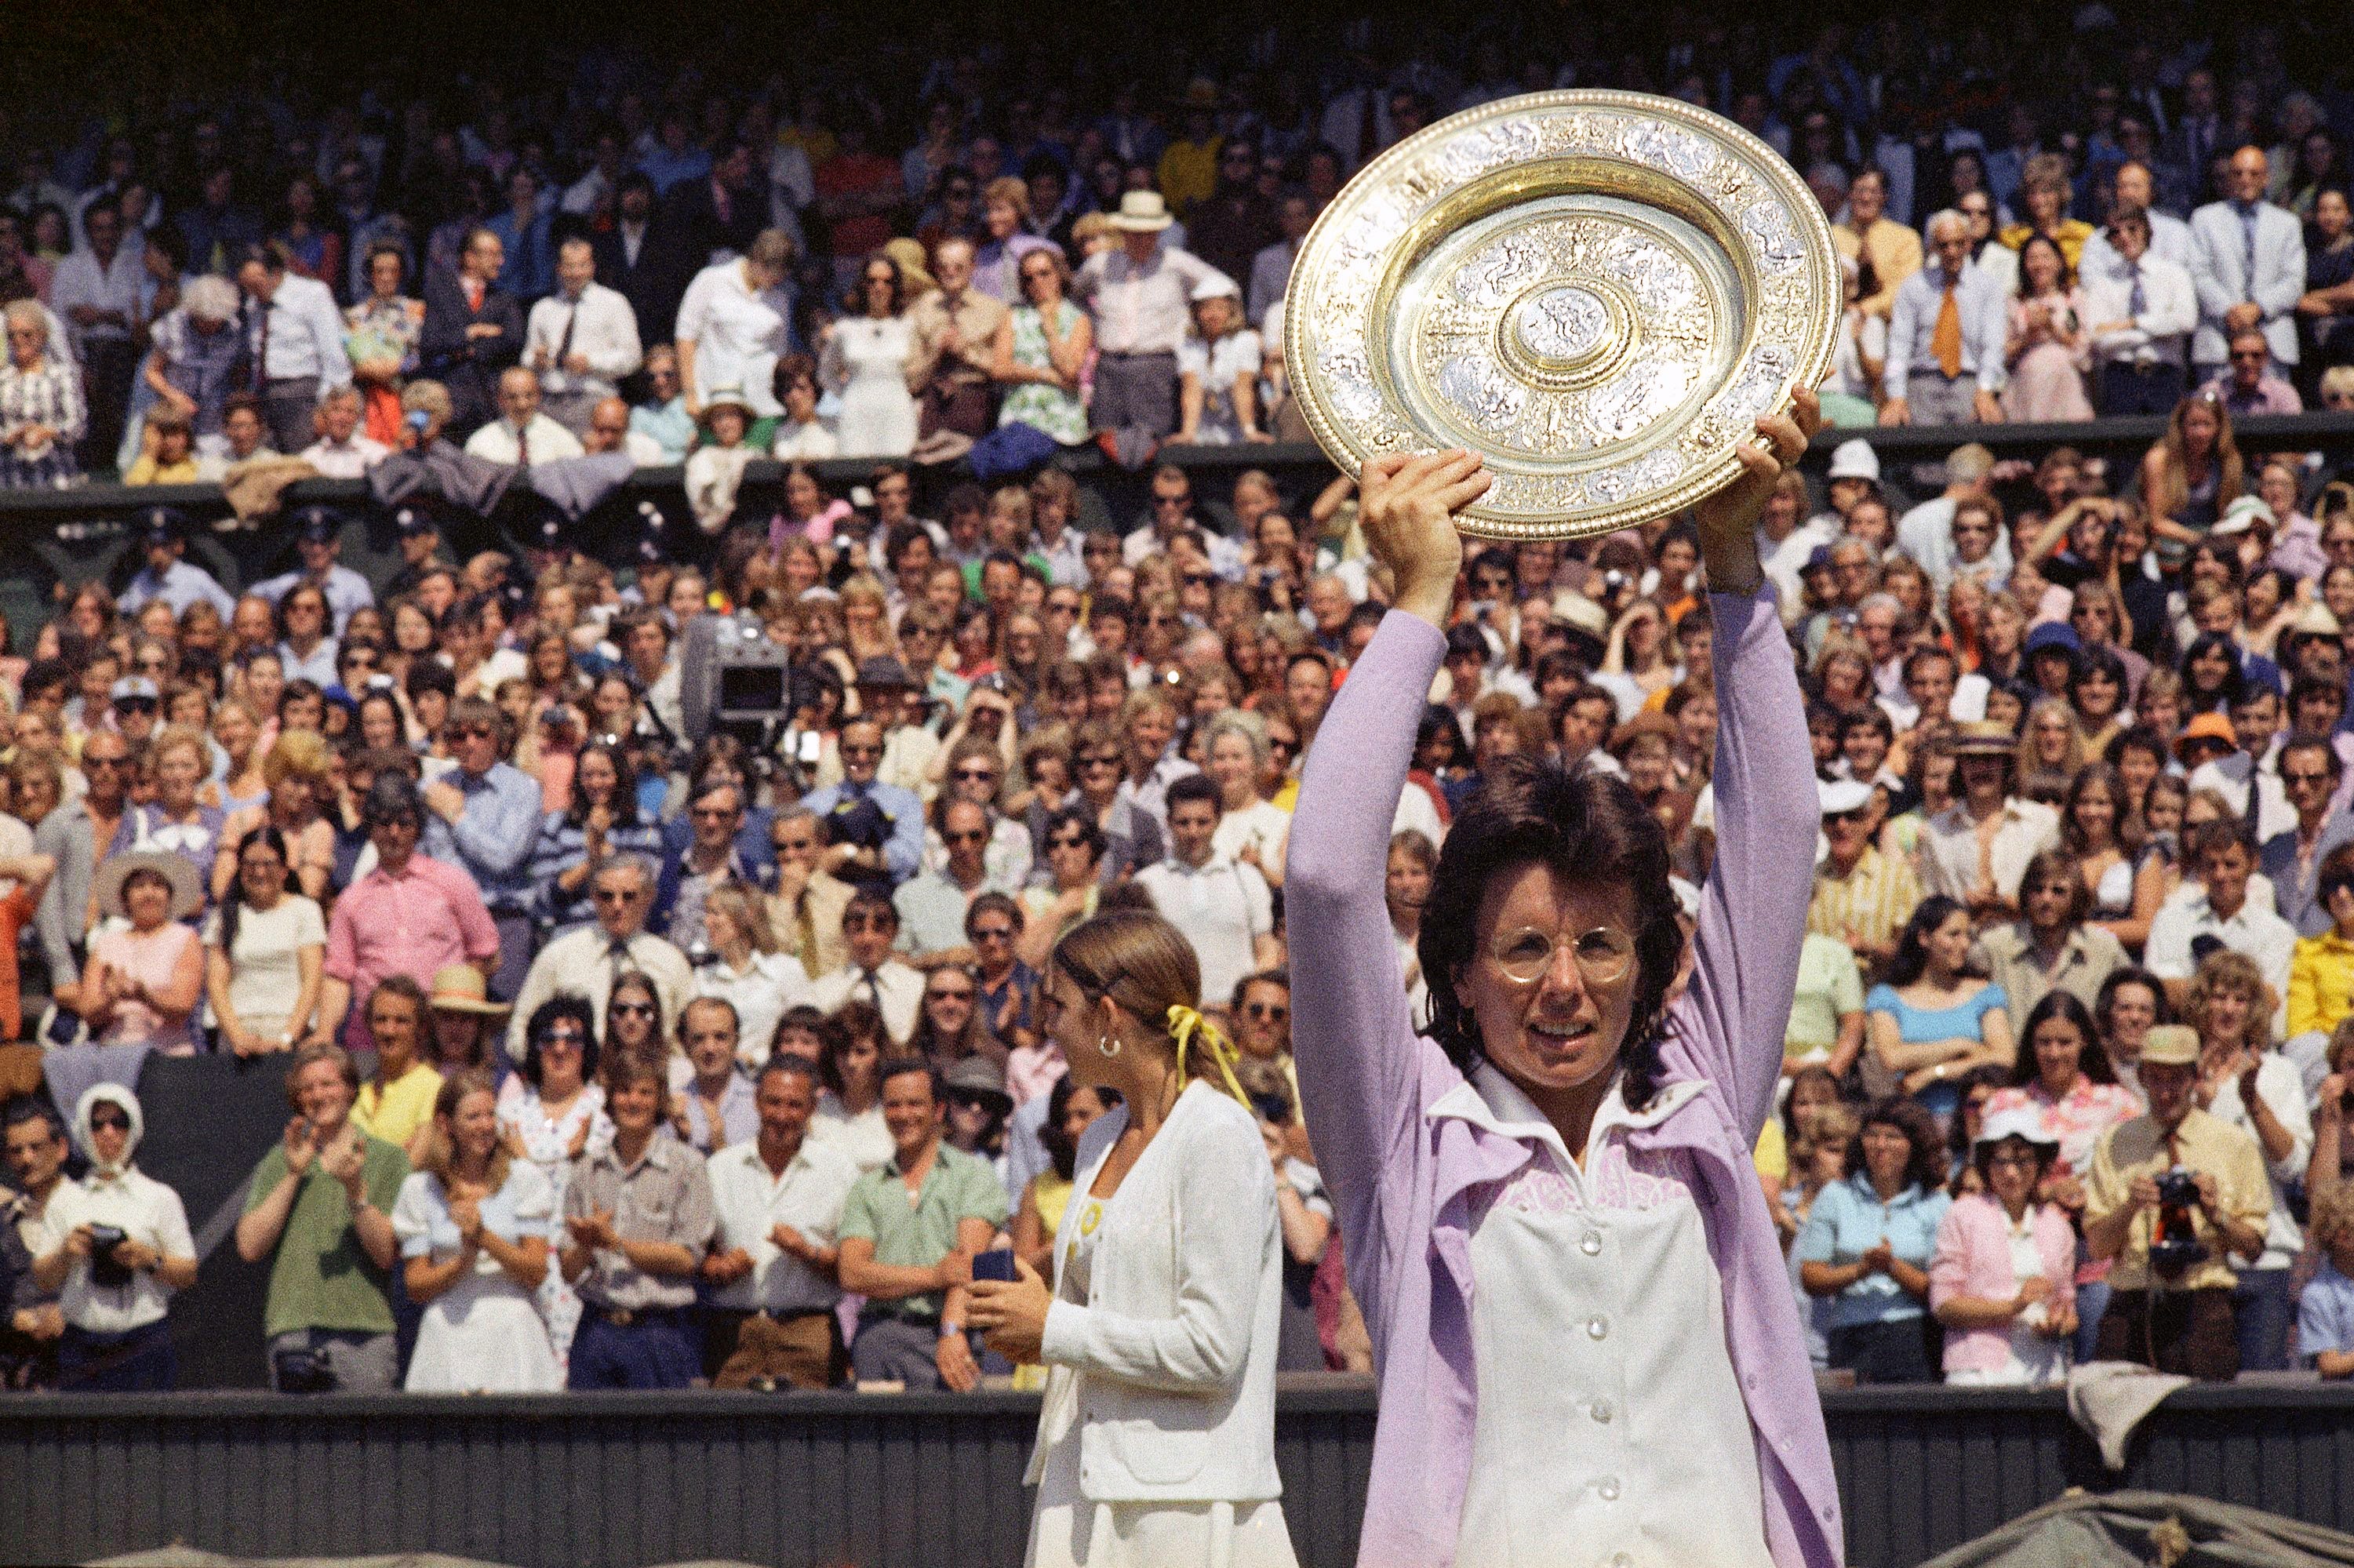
[2023,622,2081,657]
[138,506,188,546]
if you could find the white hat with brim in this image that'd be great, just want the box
[1109,192,1175,233]
[429,962,512,1016]
[96,850,204,924]
[1817,777,1873,816]
[1827,438,1882,483]
[1190,274,1240,303]
[2211,496,2276,537]
[697,387,757,427]
[1973,1105,2059,1152]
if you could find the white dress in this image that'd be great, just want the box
[821,317,919,457]
[391,1164,564,1393]
[1023,1181,1297,1568]
[494,1079,613,1370]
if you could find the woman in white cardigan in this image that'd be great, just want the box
[967,908,1297,1568]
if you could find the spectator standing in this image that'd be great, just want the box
[821,251,919,459]
[1075,192,1232,460]
[700,1055,860,1388]
[32,1085,197,1391]
[694,883,813,1071]
[2288,846,2354,1058]
[558,1048,716,1390]
[2085,206,2197,416]
[205,825,325,1057]
[810,890,927,1046]
[461,365,586,465]
[1919,721,2060,919]
[1798,1098,1951,1384]
[904,238,1008,448]
[233,242,354,456]
[675,229,794,427]
[675,997,756,1154]
[317,777,502,1050]
[48,202,143,466]
[140,275,244,449]
[232,1042,407,1391]
[522,236,641,435]
[420,227,523,435]
[0,297,84,489]
[1928,1110,2076,1387]
[2188,147,2305,380]
[1882,211,2007,427]
[79,851,205,1056]
[420,696,544,997]
[2084,1025,2270,1378]
[992,246,1090,446]
[2261,735,2354,938]
[395,1069,561,1392]
[1834,167,1923,320]
[349,977,444,1166]
[343,242,424,447]
[506,854,693,1060]
[2145,819,2296,1023]
[767,806,856,985]
[2,1101,69,1388]
[496,995,610,1371]
[2002,235,2094,421]
[836,1056,1008,1389]
[801,716,926,888]
[1137,775,1279,1010]
[1975,850,2127,1020]
[2186,950,2312,1370]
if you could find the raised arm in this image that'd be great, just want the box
[1286,450,1488,1253]
[1672,392,1825,1143]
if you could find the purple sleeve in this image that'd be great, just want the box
[1284,612,1447,1250]
[1674,588,1819,1143]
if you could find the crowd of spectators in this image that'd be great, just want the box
[9,13,2354,1397]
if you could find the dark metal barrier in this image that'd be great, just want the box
[4,1380,2352,1568]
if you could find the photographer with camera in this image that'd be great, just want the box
[2083,1025,2272,1378]
[31,1085,198,1390]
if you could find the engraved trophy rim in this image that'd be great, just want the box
[1284,88,1841,541]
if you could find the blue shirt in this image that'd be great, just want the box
[1793,1175,1952,1330]
[2298,1257,2354,1361]
[249,565,377,635]
[2261,809,2354,938]
[800,778,926,886]
[420,761,544,913]
[630,397,695,463]
[680,1071,758,1155]
[485,207,555,303]
[1885,260,2010,397]
[118,559,235,620]
[1866,979,2008,1118]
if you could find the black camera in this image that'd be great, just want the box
[2148,1166,2207,1278]
[86,1224,132,1288]
[272,1345,339,1395]
[2154,1169,2201,1208]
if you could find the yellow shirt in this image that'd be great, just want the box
[2084,1108,2270,1293]
[1832,217,1923,319]
[1754,1117,1788,1187]
[351,1061,444,1155]
[125,454,202,486]
[1155,136,1222,217]
[1808,846,1922,963]
[2289,929,2354,1040]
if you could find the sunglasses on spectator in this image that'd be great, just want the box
[845,913,893,931]
[953,766,998,782]
[1244,1001,1288,1020]
[592,886,642,903]
[89,1109,131,1131]
[840,743,882,759]
[1078,753,1119,769]
[690,804,738,820]
[114,697,158,713]
[972,924,1013,941]
[609,1000,655,1018]
[452,724,497,740]
[928,986,976,1002]
[540,1027,584,1047]
[2284,767,2334,788]
[944,828,989,844]
[775,835,817,853]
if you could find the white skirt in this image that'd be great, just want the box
[1023,1420,1297,1568]
[405,1273,564,1393]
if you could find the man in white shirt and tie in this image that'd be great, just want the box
[1073,191,1233,462]
[524,237,644,435]
[2188,145,2305,379]
[463,366,587,467]
[504,855,692,1059]
[2079,162,2195,284]
[234,241,356,455]
[808,889,925,1047]
[2084,206,2198,416]
[1879,211,2007,427]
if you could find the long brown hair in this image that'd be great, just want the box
[2151,395,2245,522]
[422,1069,511,1192]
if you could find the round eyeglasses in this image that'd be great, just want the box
[1487,925,1636,986]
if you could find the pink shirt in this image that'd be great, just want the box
[92,922,201,1054]
[1005,1042,1067,1108]
[323,853,500,1029]
[1927,1191,2077,1374]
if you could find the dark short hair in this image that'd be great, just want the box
[362,774,425,829]
[965,890,1023,940]
[519,995,600,1088]
[846,887,898,930]
[3,1094,67,1143]
[755,1054,822,1096]
[1418,757,1684,1110]
[877,1055,943,1104]
[1164,773,1221,813]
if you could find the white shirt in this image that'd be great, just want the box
[1759,515,1840,621]
[1212,799,1291,871]
[246,274,353,387]
[40,1167,194,1333]
[2082,255,2198,369]
[2199,1052,2312,1270]
[464,413,586,466]
[2079,212,2196,283]
[504,925,695,1059]
[1136,853,1272,1010]
[523,282,644,401]
[48,242,147,349]
[297,431,391,478]
[693,949,816,1071]
[704,1135,863,1313]
[1897,493,2014,586]
[675,260,789,417]
[809,957,926,1046]
[1450,1065,1773,1568]
[2144,886,2296,1035]
[1918,797,2059,907]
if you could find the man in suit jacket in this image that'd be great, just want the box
[419,226,525,436]
[2188,146,2306,375]
[595,174,686,349]
[659,142,765,277]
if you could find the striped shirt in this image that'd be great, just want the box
[1808,845,1922,962]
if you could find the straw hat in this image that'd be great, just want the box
[95,850,203,923]
[1108,191,1176,233]
[429,963,511,1017]
[1948,719,2017,756]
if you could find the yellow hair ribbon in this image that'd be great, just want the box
[1167,1004,1252,1107]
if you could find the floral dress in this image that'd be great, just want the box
[494,1078,613,1370]
[999,301,1089,444]
[344,295,425,446]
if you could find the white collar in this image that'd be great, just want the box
[1429,1060,1707,1173]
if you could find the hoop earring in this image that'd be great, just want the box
[1097,1031,1122,1059]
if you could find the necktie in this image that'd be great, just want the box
[793,893,820,976]
[2237,204,2259,298]
[250,302,271,392]
[608,937,631,978]
[555,300,578,367]
[2129,263,2146,318]
[858,967,881,1011]
[1931,279,1963,380]
[515,422,530,467]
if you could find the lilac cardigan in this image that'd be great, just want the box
[1286,591,1843,1568]
[1926,1191,2077,1375]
